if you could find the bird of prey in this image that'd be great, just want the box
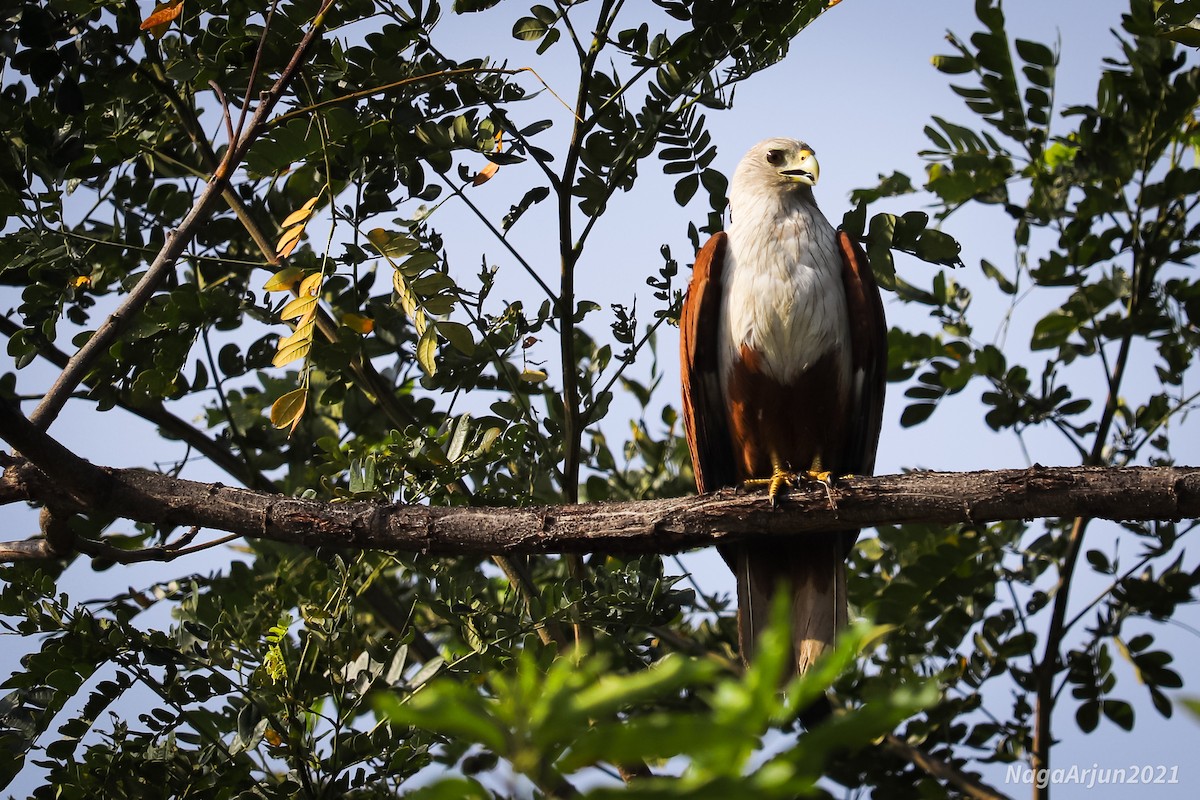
[679,137,887,680]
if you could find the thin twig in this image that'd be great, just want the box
[74,530,245,564]
[266,66,580,131]
[209,80,236,146]
[438,177,559,303]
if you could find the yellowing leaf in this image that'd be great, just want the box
[298,272,323,297]
[342,312,374,334]
[140,0,184,36]
[277,236,301,259]
[277,321,315,352]
[272,339,311,369]
[263,267,305,292]
[269,387,308,433]
[70,275,91,289]
[416,326,438,376]
[280,196,320,229]
[278,295,317,322]
[392,269,428,336]
[520,369,548,383]
[275,223,305,257]
[473,130,504,186]
[472,161,499,186]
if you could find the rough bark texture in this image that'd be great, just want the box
[3,450,1198,559]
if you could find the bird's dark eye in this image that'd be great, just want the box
[765,149,785,166]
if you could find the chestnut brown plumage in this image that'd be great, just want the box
[680,138,887,683]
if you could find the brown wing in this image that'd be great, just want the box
[680,232,736,494]
[837,229,887,477]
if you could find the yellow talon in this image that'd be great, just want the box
[768,469,793,505]
[807,469,838,510]
[743,466,796,506]
[744,460,842,509]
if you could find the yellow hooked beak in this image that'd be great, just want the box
[780,149,820,187]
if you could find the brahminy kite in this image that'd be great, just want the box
[680,137,887,680]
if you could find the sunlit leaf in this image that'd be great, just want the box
[276,234,301,259]
[269,387,308,431]
[417,326,438,376]
[1183,699,1200,721]
[446,414,471,462]
[278,295,317,323]
[392,270,428,335]
[277,321,315,352]
[280,196,320,228]
[271,340,310,369]
[298,272,322,297]
[140,0,184,37]
[478,427,502,453]
[263,266,305,292]
[275,223,305,258]
[341,312,374,334]
[472,161,499,186]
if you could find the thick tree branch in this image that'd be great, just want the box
[2,419,1198,561]
[0,539,56,560]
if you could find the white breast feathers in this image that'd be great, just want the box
[718,192,851,388]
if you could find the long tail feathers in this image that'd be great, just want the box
[733,534,849,677]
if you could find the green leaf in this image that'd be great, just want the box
[558,712,734,773]
[1102,699,1134,731]
[513,16,549,41]
[567,654,720,720]
[931,54,975,74]
[1076,700,1100,732]
[915,229,962,264]
[366,228,418,258]
[404,778,491,800]
[374,684,507,752]
[980,259,1016,294]
[446,414,472,462]
[1015,38,1055,67]
[438,321,475,354]
[900,402,936,427]
[674,173,699,205]
[1030,309,1078,350]
[1183,698,1200,721]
